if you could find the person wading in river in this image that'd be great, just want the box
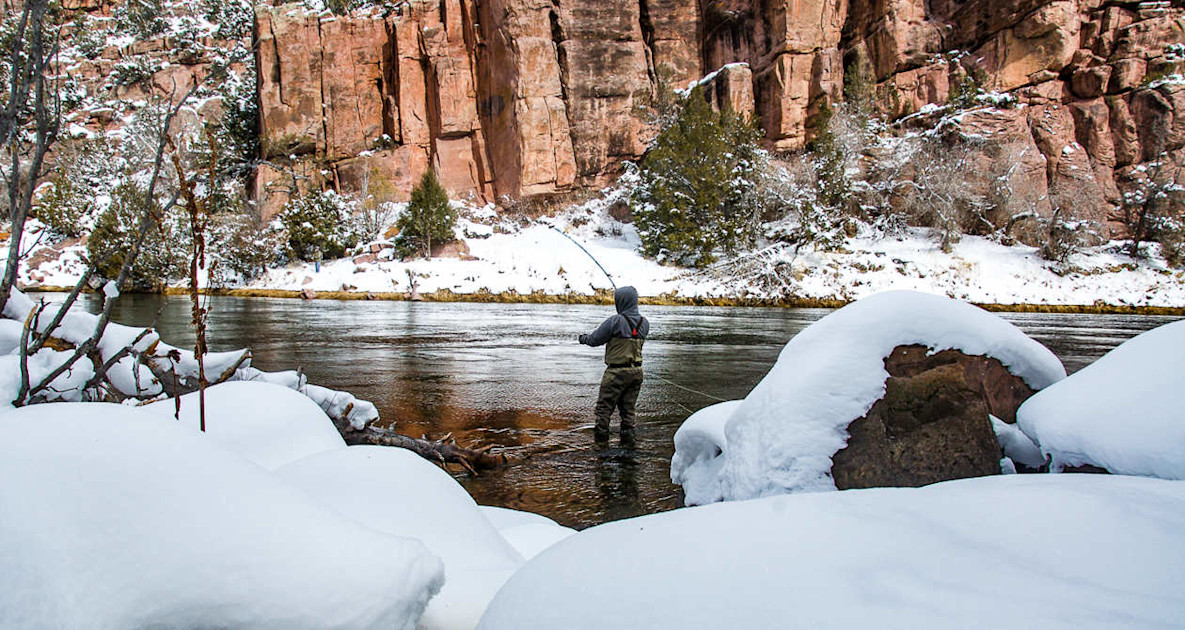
[578,286,649,446]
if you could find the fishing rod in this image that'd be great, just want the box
[541,221,617,290]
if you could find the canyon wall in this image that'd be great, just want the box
[254,0,1184,220]
[33,0,1185,224]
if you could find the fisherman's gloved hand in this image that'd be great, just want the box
[578,334,589,345]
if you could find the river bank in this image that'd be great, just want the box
[23,285,1185,316]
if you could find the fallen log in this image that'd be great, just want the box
[343,425,508,474]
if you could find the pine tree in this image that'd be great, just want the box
[631,86,762,267]
[398,169,455,259]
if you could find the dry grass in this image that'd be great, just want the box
[20,285,1185,315]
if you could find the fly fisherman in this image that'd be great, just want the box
[578,286,649,446]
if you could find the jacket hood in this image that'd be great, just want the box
[614,286,639,315]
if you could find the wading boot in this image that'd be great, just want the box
[620,426,636,448]
[594,426,610,445]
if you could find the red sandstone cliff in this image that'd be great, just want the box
[252,0,1183,222]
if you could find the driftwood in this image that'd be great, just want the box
[344,426,508,475]
[141,344,252,398]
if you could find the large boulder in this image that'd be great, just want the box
[670,292,1067,504]
[831,345,1038,489]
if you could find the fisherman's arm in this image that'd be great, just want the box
[578,317,616,346]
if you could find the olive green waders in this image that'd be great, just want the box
[594,336,644,443]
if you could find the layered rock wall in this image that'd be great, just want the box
[254,0,1185,219]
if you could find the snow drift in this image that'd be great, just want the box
[140,380,347,470]
[1018,319,1185,479]
[478,474,1185,630]
[276,446,524,630]
[0,403,443,630]
[671,291,1067,503]
[478,506,578,561]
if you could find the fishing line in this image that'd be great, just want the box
[648,373,729,403]
[541,222,617,290]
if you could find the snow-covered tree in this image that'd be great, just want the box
[1114,152,1185,265]
[631,86,764,267]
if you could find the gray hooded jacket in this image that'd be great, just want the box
[579,286,650,365]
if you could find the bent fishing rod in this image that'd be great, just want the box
[540,221,617,290]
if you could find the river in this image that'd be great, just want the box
[69,294,1180,529]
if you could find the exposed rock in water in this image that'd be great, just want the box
[831,344,1039,490]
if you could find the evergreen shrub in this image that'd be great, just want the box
[630,86,763,267]
[279,189,360,261]
[396,169,455,259]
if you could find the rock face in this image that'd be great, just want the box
[831,345,1038,490]
[251,0,1185,217]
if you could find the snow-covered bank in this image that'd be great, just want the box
[0,402,443,630]
[8,201,1184,308]
[0,383,578,630]
[477,474,1185,630]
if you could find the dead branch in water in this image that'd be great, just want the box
[343,426,508,474]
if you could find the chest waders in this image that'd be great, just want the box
[594,318,644,445]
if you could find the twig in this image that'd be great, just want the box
[344,426,509,473]
[28,266,94,355]
[80,327,153,397]
[16,303,45,403]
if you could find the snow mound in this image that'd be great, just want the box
[1018,319,1185,479]
[276,446,523,630]
[990,414,1046,469]
[140,381,346,470]
[479,506,578,561]
[478,475,1185,630]
[669,400,742,505]
[671,291,1066,502]
[0,403,443,630]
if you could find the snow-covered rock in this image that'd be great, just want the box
[1018,319,1185,479]
[479,506,578,561]
[671,291,1066,503]
[478,475,1185,630]
[276,446,523,630]
[140,380,346,470]
[0,403,442,630]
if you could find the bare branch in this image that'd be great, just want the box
[27,266,94,355]
[20,81,203,405]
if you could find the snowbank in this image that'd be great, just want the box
[478,475,1185,630]
[1018,319,1185,479]
[671,291,1066,502]
[479,506,578,561]
[140,380,346,470]
[990,414,1046,469]
[669,400,741,505]
[0,403,442,630]
[276,446,523,630]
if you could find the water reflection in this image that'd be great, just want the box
[53,293,1180,528]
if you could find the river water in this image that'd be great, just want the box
[69,294,1180,529]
